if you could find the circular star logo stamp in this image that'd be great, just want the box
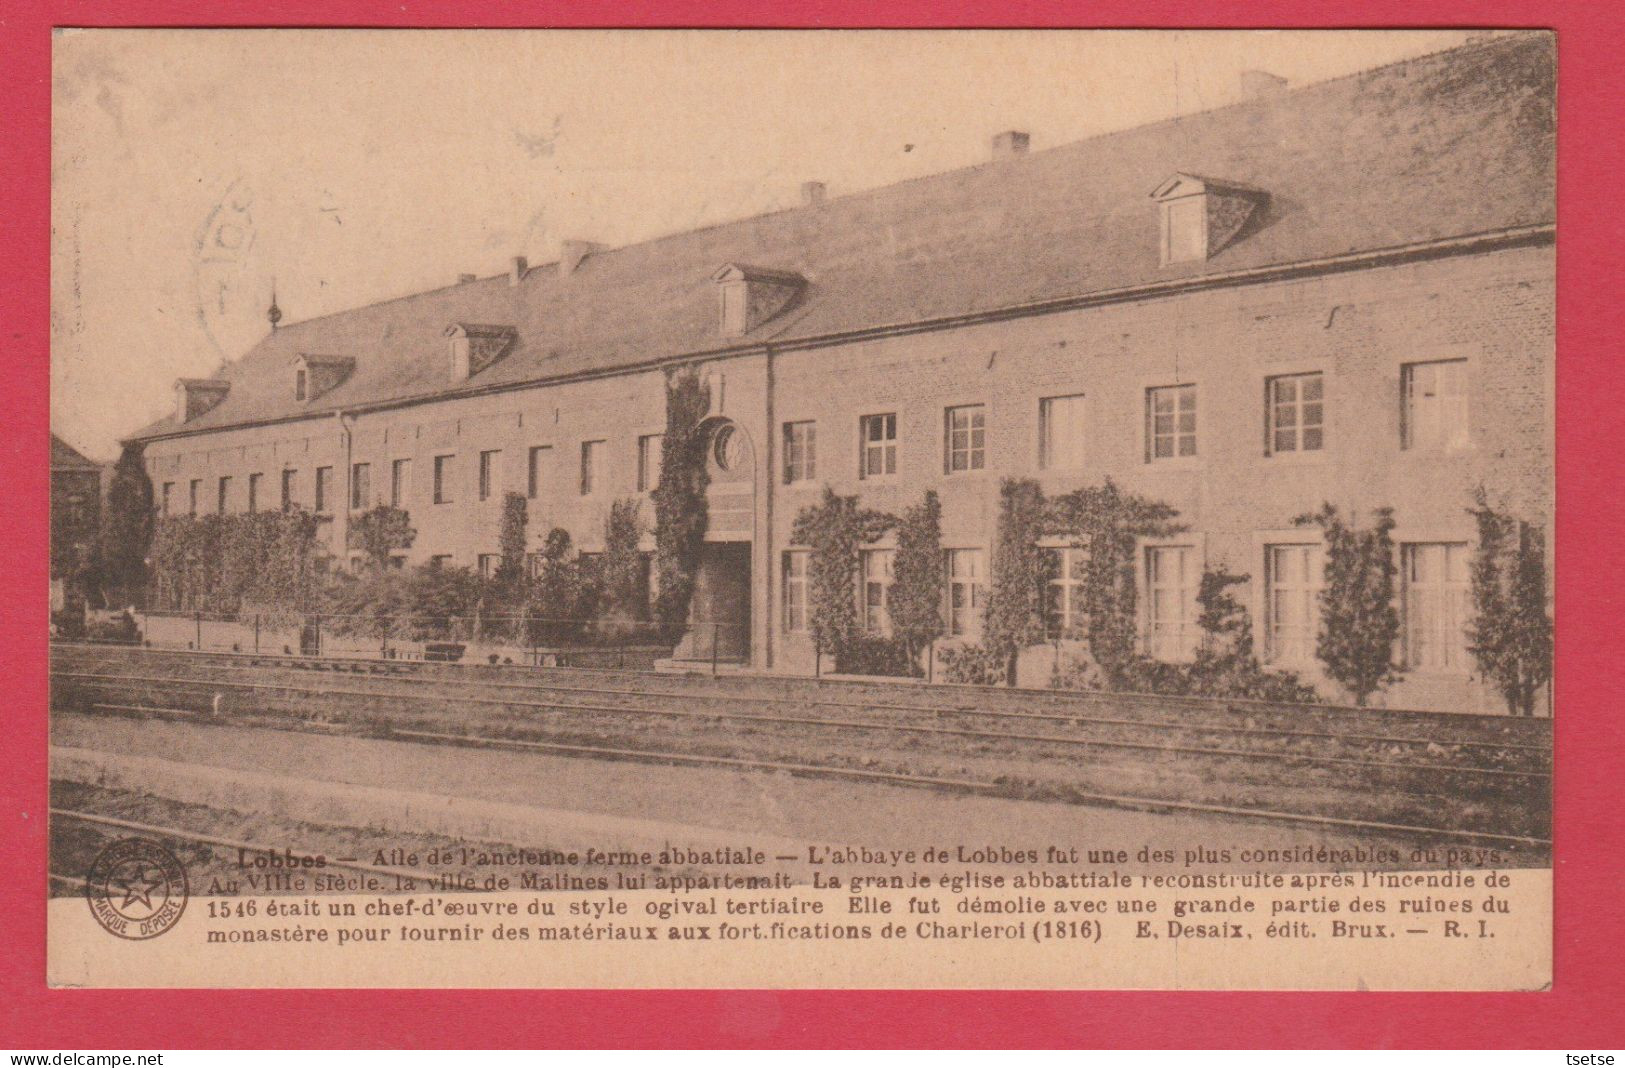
[84,838,188,940]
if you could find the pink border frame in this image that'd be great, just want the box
[4,2,1621,1048]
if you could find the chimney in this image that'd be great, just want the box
[509,256,528,287]
[991,130,1030,160]
[457,273,477,285]
[1240,70,1288,99]
[800,181,827,206]
[560,240,606,276]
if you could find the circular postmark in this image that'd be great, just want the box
[84,838,189,940]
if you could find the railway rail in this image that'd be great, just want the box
[54,667,1547,782]
[50,642,1551,849]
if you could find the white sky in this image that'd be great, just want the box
[50,28,1481,459]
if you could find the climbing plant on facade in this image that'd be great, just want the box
[790,487,896,667]
[651,365,711,639]
[887,490,945,671]
[599,497,650,636]
[1465,490,1552,716]
[348,504,416,572]
[1045,479,1183,686]
[983,478,1054,685]
[1294,503,1401,706]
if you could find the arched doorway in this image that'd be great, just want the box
[678,418,755,663]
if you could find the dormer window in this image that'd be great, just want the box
[445,323,518,381]
[174,378,231,423]
[711,263,806,339]
[291,354,355,404]
[1149,173,1268,266]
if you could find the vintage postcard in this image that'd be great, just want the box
[47,28,1554,990]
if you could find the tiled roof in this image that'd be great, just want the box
[51,433,103,470]
[130,33,1554,442]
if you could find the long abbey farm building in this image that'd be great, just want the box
[128,36,1555,713]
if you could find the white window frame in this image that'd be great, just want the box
[579,440,604,496]
[314,466,333,515]
[1145,384,1198,463]
[247,473,261,514]
[479,449,502,502]
[1038,394,1087,471]
[638,433,663,493]
[1144,543,1199,662]
[945,547,986,639]
[860,548,895,635]
[1403,541,1472,673]
[782,550,809,633]
[859,413,897,481]
[1161,194,1207,265]
[1402,359,1470,451]
[1263,542,1324,667]
[281,469,298,512]
[433,454,455,505]
[783,421,817,485]
[944,404,986,475]
[350,462,370,511]
[390,459,411,508]
[216,475,231,514]
[1043,545,1089,640]
[1266,372,1326,456]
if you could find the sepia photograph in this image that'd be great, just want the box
[46,27,1554,990]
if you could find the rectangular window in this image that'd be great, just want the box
[1267,373,1325,455]
[247,473,262,514]
[1403,359,1469,450]
[479,449,501,501]
[579,440,603,496]
[188,479,200,517]
[1265,544,1324,666]
[1146,385,1197,461]
[1163,196,1206,264]
[527,446,552,499]
[161,482,174,517]
[351,462,370,510]
[433,455,455,505]
[783,421,817,484]
[216,476,231,514]
[859,414,897,480]
[314,466,333,514]
[944,405,986,474]
[390,459,410,508]
[477,553,499,579]
[1043,546,1090,639]
[946,548,986,638]
[526,551,545,580]
[281,469,297,512]
[782,551,809,633]
[1146,545,1198,660]
[295,368,308,402]
[428,554,452,570]
[861,548,895,635]
[638,434,663,492]
[1039,394,1087,470]
[1404,542,1471,672]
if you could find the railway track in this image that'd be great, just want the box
[51,643,1551,756]
[50,643,1551,848]
[53,667,1547,783]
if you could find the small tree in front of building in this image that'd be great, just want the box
[1465,490,1553,717]
[1294,503,1401,706]
[526,528,597,645]
[888,490,946,671]
[651,366,711,640]
[790,487,896,669]
[348,504,416,573]
[495,492,528,590]
[983,478,1054,686]
[598,497,650,639]
[100,442,154,607]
